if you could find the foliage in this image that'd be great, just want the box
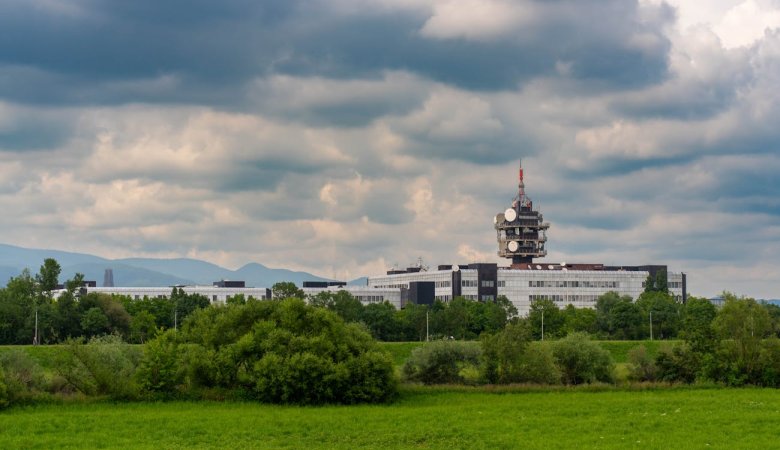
[528,298,565,339]
[627,345,657,382]
[680,297,717,353]
[136,329,182,394]
[562,304,598,335]
[596,292,643,339]
[636,291,681,339]
[0,350,49,404]
[481,321,532,384]
[402,340,482,385]
[271,282,304,300]
[552,333,615,384]
[654,343,700,383]
[178,299,397,405]
[0,368,7,409]
[56,335,142,399]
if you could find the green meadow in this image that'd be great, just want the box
[2,387,778,449]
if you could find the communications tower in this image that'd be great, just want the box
[494,160,549,266]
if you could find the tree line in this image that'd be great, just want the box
[3,259,780,345]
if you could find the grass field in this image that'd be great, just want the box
[1,387,778,448]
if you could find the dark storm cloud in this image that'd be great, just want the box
[0,0,672,110]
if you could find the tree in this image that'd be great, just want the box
[528,298,565,340]
[397,304,429,341]
[130,310,157,344]
[361,302,402,341]
[177,299,397,405]
[81,307,110,337]
[643,268,669,295]
[271,282,304,300]
[636,291,681,339]
[552,332,615,384]
[680,297,717,354]
[36,258,61,295]
[712,293,772,380]
[596,292,641,339]
[562,304,598,335]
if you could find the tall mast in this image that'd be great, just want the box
[494,160,549,266]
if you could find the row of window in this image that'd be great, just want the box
[461,280,478,287]
[530,294,601,303]
[528,280,620,289]
[355,295,385,303]
[435,281,451,288]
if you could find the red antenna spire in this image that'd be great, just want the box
[518,158,524,183]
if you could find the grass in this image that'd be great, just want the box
[2,387,779,448]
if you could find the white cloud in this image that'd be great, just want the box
[420,0,535,41]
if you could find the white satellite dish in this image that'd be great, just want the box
[548,265,554,270]
[536,265,542,270]
[504,208,517,222]
[562,268,568,272]
[494,213,505,224]
[452,265,460,272]
[507,241,519,252]
[560,261,566,267]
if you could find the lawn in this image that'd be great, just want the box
[1,387,778,449]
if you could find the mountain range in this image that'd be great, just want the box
[0,243,339,288]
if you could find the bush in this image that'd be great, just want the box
[136,329,183,395]
[0,368,8,409]
[518,341,560,385]
[480,322,531,384]
[552,333,615,385]
[627,345,657,382]
[654,343,699,383]
[759,338,780,387]
[56,335,142,399]
[402,340,482,385]
[178,299,397,405]
[0,350,48,403]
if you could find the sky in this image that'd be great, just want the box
[1,0,779,299]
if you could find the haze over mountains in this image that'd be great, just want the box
[0,243,338,288]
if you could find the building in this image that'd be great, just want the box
[81,284,271,303]
[366,161,686,315]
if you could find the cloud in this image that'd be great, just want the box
[0,0,779,299]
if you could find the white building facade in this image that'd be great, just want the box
[368,263,685,316]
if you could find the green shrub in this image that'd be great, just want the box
[759,338,780,387]
[480,322,532,384]
[136,329,183,395]
[0,350,48,403]
[654,343,699,383]
[518,341,560,385]
[627,345,657,382]
[178,299,397,405]
[0,367,8,409]
[56,335,142,399]
[553,333,615,385]
[402,340,482,385]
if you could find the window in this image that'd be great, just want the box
[481,280,494,287]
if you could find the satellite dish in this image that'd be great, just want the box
[560,261,566,267]
[494,213,505,224]
[536,265,542,270]
[452,265,460,272]
[548,265,554,270]
[504,208,517,222]
[507,241,519,252]
[562,268,568,272]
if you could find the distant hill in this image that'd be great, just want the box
[0,243,334,288]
